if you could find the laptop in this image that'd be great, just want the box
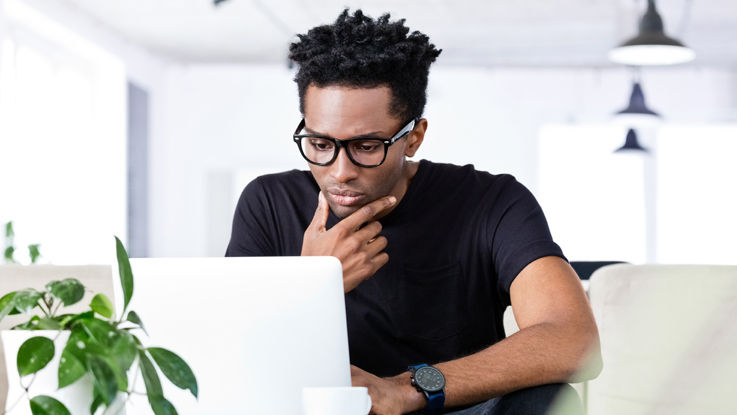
[124,256,351,415]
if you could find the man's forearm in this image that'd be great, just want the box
[388,321,601,412]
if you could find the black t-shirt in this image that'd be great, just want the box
[226,159,565,377]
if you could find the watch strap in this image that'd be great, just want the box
[408,364,446,412]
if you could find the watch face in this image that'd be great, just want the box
[414,366,445,392]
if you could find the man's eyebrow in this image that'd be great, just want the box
[304,126,386,139]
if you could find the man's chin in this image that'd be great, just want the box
[329,203,360,219]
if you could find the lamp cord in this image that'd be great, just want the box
[675,0,694,37]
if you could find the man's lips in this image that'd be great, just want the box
[326,189,366,206]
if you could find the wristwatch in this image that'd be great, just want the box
[408,364,446,412]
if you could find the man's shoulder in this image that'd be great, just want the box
[245,169,315,192]
[238,169,318,206]
[251,169,313,185]
[420,160,520,190]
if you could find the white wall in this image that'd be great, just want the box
[152,63,736,257]
[150,64,301,257]
[3,0,736,260]
[425,66,736,187]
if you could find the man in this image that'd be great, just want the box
[226,9,601,415]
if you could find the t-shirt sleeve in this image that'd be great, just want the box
[225,177,278,257]
[490,177,566,305]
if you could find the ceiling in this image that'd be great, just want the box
[58,0,737,67]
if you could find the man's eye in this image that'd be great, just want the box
[309,139,334,151]
[352,141,382,152]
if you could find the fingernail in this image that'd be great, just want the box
[388,196,397,204]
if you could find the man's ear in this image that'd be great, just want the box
[405,118,427,158]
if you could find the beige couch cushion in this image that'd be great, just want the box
[587,264,737,415]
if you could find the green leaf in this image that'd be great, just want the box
[62,326,91,367]
[133,350,179,415]
[0,292,18,321]
[74,319,129,392]
[87,355,118,406]
[46,279,85,307]
[13,288,43,313]
[111,331,138,372]
[148,347,198,398]
[104,354,128,392]
[114,236,134,311]
[13,315,41,330]
[67,327,110,360]
[126,310,147,334]
[3,246,16,263]
[138,351,163,397]
[4,221,14,238]
[58,347,85,389]
[90,392,104,415]
[126,310,144,327]
[29,395,71,415]
[17,336,55,376]
[89,294,114,319]
[149,395,178,415]
[37,318,62,330]
[55,314,77,329]
[58,311,94,329]
[78,318,116,346]
[28,244,41,264]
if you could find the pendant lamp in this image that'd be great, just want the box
[614,79,662,128]
[615,129,649,153]
[609,0,695,66]
[617,81,660,117]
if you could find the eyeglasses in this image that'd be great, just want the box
[293,117,418,168]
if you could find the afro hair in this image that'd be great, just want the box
[289,9,441,122]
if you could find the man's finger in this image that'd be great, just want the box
[371,252,390,270]
[340,196,397,231]
[354,221,383,242]
[365,236,388,256]
[308,191,330,232]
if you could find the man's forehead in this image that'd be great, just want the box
[303,84,399,137]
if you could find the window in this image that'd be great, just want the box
[0,3,126,264]
[538,123,737,265]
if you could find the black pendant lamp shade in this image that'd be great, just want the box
[609,0,695,66]
[617,82,660,117]
[615,129,649,153]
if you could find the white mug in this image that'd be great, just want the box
[302,386,372,415]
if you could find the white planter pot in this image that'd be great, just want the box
[0,330,126,415]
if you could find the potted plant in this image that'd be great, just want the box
[0,237,197,415]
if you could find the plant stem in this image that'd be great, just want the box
[2,372,38,415]
[51,301,62,316]
[37,299,51,318]
[44,295,57,318]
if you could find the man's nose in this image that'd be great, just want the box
[330,147,360,183]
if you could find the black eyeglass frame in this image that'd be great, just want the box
[292,117,419,168]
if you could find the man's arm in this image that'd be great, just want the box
[352,256,602,414]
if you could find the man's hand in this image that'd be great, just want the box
[301,192,396,293]
[351,365,424,415]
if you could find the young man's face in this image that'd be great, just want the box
[301,84,424,219]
